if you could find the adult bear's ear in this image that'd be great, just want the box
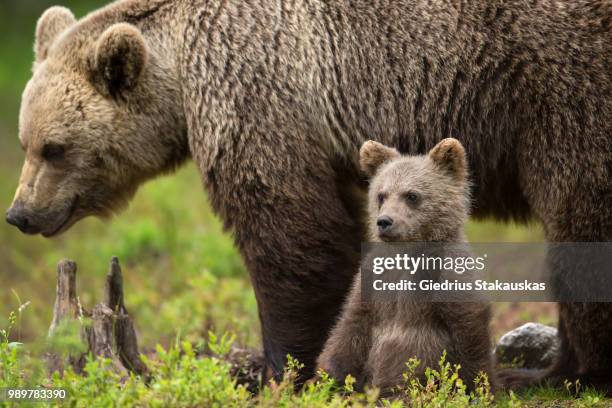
[359,140,400,177]
[429,138,467,180]
[35,6,76,63]
[90,23,148,97]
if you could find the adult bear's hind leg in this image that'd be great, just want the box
[517,138,612,395]
[542,188,612,394]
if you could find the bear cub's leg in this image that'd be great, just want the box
[317,275,373,389]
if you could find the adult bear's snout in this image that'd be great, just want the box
[6,202,37,234]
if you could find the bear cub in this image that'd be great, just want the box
[317,138,494,395]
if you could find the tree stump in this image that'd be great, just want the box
[47,257,148,377]
[226,346,264,393]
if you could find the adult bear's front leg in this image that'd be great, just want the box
[203,135,366,385]
[248,167,364,383]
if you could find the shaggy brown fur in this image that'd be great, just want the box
[6,0,611,388]
[317,139,493,395]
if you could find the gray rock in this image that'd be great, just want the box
[494,322,559,369]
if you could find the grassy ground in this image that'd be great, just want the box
[0,1,609,407]
[1,311,608,408]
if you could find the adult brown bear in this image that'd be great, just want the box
[6,0,611,390]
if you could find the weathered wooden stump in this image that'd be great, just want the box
[226,346,264,393]
[47,257,148,377]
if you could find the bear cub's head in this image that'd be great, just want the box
[360,138,470,242]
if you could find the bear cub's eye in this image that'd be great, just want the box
[42,143,66,162]
[403,191,420,205]
[377,193,387,207]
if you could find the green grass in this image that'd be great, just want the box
[1,311,609,408]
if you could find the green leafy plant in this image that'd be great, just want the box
[396,352,494,407]
[0,311,22,389]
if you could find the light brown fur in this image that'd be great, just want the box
[317,139,493,395]
[6,0,611,386]
[11,1,188,236]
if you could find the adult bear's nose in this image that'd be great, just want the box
[376,215,394,233]
[6,203,31,233]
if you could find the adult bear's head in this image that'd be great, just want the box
[6,6,187,237]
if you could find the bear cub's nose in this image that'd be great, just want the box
[376,215,394,233]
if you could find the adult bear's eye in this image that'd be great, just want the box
[42,143,66,162]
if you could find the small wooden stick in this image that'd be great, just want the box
[48,259,78,336]
[86,303,126,374]
[104,256,126,314]
[116,314,148,376]
[104,257,148,376]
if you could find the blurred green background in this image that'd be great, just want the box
[0,1,547,351]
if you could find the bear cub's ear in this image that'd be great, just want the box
[90,23,148,97]
[35,6,76,63]
[359,140,401,177]
[428,138,467,180]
